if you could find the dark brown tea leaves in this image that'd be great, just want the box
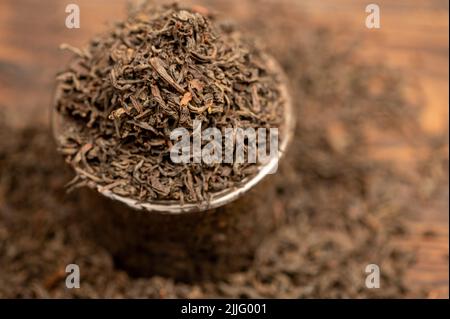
[55,3,284,203]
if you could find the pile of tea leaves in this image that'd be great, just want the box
[55,3,284,203]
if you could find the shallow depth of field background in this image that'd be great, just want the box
[0,0,448,297]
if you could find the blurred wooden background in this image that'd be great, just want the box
[0,0,448,298]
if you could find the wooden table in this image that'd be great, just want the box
[0,0,448,298]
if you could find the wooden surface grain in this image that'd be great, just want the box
[0,0,448,298]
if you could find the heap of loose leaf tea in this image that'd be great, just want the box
[54,3,285,203]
